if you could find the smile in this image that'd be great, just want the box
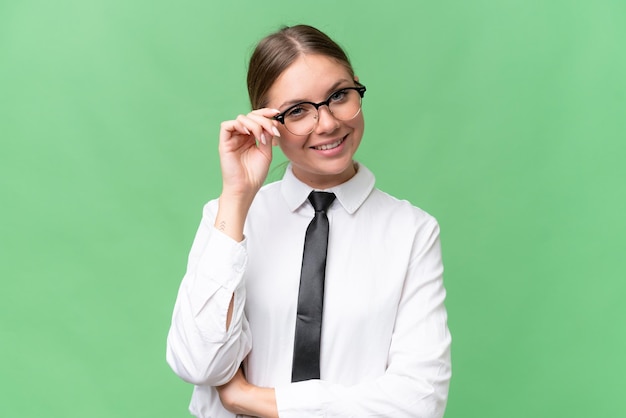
[312,136,345,151]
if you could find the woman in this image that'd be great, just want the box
[167,24,451,417]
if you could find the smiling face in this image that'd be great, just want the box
[266,54,365,189]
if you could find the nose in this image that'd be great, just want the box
[313,105,340,134]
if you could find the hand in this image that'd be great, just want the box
[216,367,249,413]
[216,367,278,418]
[218,108,281,200]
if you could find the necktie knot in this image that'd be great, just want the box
[308,191,335,213]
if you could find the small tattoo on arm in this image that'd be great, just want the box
[218,221,226,232]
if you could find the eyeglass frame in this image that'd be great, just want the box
[272,83,367,135]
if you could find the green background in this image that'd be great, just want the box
[2,0,625,416]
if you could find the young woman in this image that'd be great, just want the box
[167,25,451,418]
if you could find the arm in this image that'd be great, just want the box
[166,108,281,385]
[217,219,450,417]
[165,205,251,386]
[218,368,279,418]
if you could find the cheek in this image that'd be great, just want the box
[356,113,365,129]
[349,114,365,137]
[276,130,307,149]
[275,136,304,157]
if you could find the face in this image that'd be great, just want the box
[266,54,364,189]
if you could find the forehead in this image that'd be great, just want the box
[267,54,353,106]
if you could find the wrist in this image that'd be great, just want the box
[241,385,278,418]
[214,194,253,242]
[219,189,256,209]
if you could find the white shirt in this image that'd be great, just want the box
[166,163,451,417]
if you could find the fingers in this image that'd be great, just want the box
[241,108,281,145]
[222,108,281,145]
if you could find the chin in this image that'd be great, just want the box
[319,161,356,180]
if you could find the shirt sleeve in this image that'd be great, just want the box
[166,201,252,386]
[274,219,451,418]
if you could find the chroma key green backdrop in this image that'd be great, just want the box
[1,1,625,417]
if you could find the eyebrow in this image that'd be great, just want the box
[277,79,353,110]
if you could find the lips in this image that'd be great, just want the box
[311,136,346,151]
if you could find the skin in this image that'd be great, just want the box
[213,54,364,417]
[267,54,364,189]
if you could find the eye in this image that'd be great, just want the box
[285,104,312,120]
[329,89,348,103]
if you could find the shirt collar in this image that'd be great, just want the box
[281,162,375,215]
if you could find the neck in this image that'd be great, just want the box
[292,162,357,189]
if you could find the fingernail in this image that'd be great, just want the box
[271,109,281,114]
[260,133,267,145]
[244,127,251,135]
[272,127,281,137]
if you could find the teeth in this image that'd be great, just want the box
[314,138,343,150]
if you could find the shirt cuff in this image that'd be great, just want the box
[188,228,247,317]
[203,228,247,288]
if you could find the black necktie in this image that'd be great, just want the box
[291,191,336,382]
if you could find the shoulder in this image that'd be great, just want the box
[364,188,439,229]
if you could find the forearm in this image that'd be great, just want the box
[214,192,255,243]
[220,359,449,418]
[273,367,450,418]
[214,192,255,330]
[166,205,252,385]
[218,369,278,418]
[166,299,251,386]
[232,386,278,418]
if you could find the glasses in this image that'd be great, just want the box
[273,83,366,136]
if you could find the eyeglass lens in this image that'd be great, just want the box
[283,89,362,135]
